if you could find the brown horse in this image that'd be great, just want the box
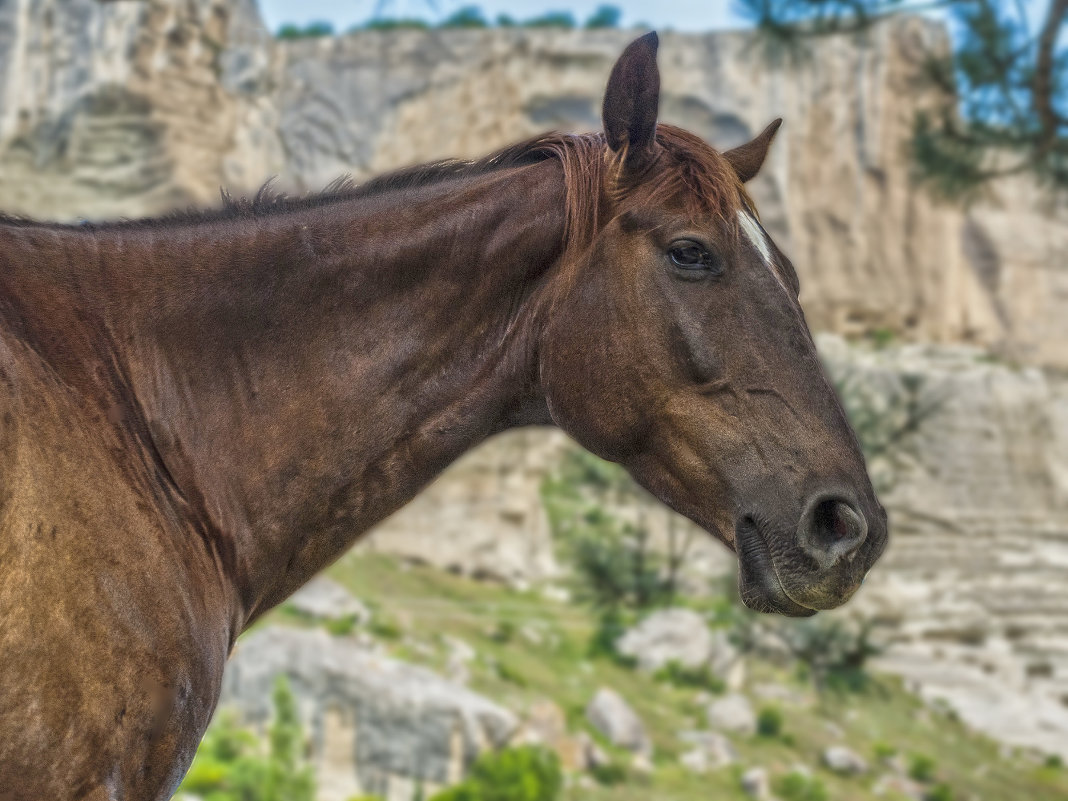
[0,33,885,799]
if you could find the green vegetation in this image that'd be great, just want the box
[654,659,726,693]
[290,5,625,37]
[430,746,562,801]
[774,770,829,801]
[542,450,691,615]
[276,21,335,39]
[736,0,1067,200]
[176,677,315,801]
[440,6,490,29]
[909,752,939,783]
[756,705,785,738]
[585,5,624,29]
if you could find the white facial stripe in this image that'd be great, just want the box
[737,210,772,267]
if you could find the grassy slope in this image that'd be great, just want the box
[246,552,1068,801]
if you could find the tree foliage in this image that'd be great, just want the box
[176,677,315,801]
[542,450,693,613]
[736,0,1068,200]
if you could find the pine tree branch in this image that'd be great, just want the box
[1033,0,1068,158]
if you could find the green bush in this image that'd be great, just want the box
[358,18,430,31]
[587,609,637,667]
[773,771,829,801]
[909,753,938,783]
[176,677,315,801]
[756,705,785,738]
[925,784,955,801]
[487,620,516,643]
[369,617,402,640]
[430,746,562,801]
[440,6,489,28]
[653,660,725,693]
[522,11,576,28]
[873,741,899,762]
[585,5,623,28]
[276,21,335,39]
[325,614,358,636]
[589,760,628,786]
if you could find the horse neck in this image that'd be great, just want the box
[78,160,566,626]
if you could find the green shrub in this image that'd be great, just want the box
[276,21,335,39]
[176,676,315,801]
[369,617,402,640]
[522,11,576,28]
[585,5,623,28]
[909,753,938,783]
[773,771,829,801]
[756,705,785,738]
[494,659,528,687]
[358,18,430,31]
[653,660,725,693]
[430,746,562,801]
[440,6,489,28]
[587,609,637,667]
[925,784,955,801]
[325,614,358,636]
[487,620,516,643]
[1045,754,1064,769]
[589,760,628,786]
[873,742,898,761]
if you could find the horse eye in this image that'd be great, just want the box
[668,242,720,274]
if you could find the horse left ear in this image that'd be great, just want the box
[602,31,660,174]
[723,119,783,183]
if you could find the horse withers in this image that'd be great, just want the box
[0,32,885,800]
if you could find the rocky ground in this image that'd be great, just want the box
[187,552,1068,801]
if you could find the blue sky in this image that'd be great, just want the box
[257,0,1056,38]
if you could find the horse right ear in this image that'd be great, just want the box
[602,32,660,175]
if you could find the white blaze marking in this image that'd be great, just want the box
[737,209,772,266]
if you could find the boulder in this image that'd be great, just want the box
[220,626,517,801]
[585,688,652,756]
[706,693,757,736]
[615,608,737,674]
[286,576,371,624]
[823,745,869,775]
[740,766,771,800]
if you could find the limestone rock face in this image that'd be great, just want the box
[219,626,517,801]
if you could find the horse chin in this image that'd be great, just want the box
[735,518,818,618]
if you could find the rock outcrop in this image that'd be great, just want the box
[220,626,517,801]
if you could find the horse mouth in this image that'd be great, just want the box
[736,518,817,618]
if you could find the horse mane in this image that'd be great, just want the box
[0,125,749,244]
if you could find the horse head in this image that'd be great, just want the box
[540,33,887,616]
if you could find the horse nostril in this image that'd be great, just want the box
[798,495,868,570]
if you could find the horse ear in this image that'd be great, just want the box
[723,119,783,183]
[602,32,660,174]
